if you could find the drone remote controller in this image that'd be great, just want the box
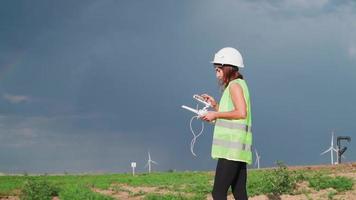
[181,105,207,117]
[182,94,212,117]
[193,95,211,107]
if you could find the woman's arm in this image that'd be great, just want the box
[201,83,246,122]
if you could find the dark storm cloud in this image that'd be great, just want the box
[0,0,355,173]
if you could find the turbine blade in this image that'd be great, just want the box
[320,147,332,155]
[331,131,334,146]
[152,161,158,165]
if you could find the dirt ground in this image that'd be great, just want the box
[93,184,191,200]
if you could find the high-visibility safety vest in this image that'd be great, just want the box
[212,78,253,164]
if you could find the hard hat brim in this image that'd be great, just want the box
[210,61,244,68]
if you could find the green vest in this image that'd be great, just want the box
[211,79,253,164]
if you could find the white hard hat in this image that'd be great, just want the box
[211,47,244,68]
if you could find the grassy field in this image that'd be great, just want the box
[0,163,355,200]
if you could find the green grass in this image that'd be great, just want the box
[0,175,24,196]
[308,173,354,192]
[0,166,354,199]
[59,184,113,200]
[144,193,193,200]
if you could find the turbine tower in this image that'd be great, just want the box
[145,151,158,173]
[320,131,338,165]
[254,149,261,169]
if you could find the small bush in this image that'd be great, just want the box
[261,161,297,195]
[20,178,59,200]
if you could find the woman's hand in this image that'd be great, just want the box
[201,94,218,110]
[201,111,217,122]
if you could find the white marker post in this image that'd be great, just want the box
[131,162,136,176]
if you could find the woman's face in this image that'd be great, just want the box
[214,66,224,80]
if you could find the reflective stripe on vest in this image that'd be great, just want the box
[215,120,252,132]
[213,138,252,152]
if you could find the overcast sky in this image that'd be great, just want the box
[1,0,356,174]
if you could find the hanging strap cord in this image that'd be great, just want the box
[188,104,205,156]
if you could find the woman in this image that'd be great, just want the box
[201,47,252,200]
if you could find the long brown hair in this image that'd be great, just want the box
[216,64,243,88]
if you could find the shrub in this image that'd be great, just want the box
[261,161,297,195]
[20,178,59,200]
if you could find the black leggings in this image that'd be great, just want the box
[212,158,248,200]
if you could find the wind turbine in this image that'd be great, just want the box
[320,131,338,165]
[254,149,261,169]
[145,151,158,173]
